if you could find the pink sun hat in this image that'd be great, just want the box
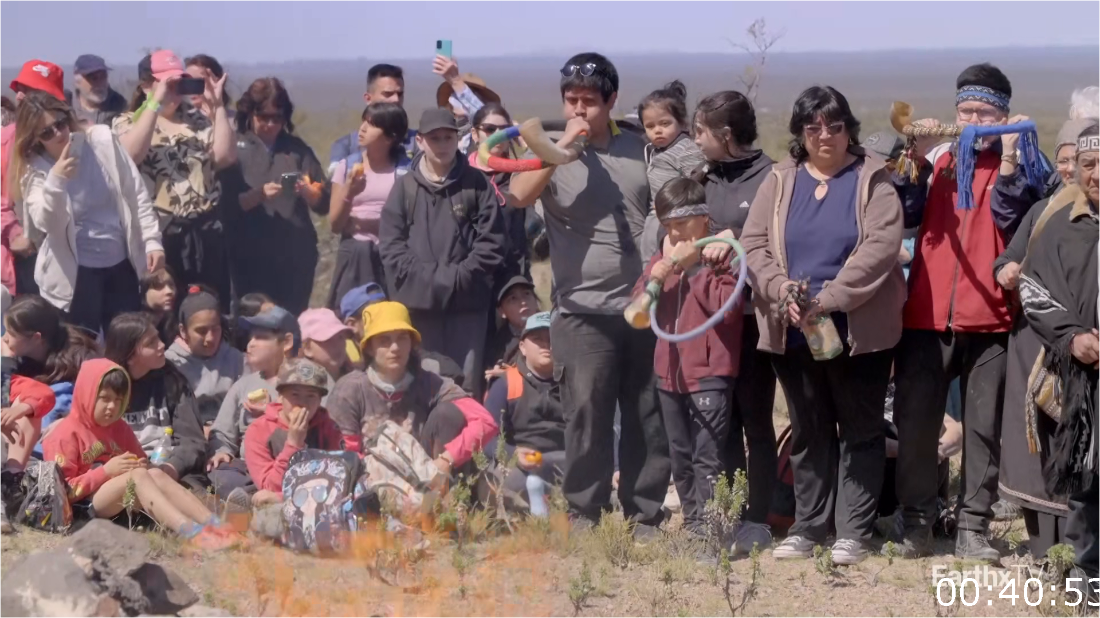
[298,308,352,343]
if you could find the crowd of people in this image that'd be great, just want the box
[0,47,1096,591]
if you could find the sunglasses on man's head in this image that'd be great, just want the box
[561,62,599,78]
[38,118,68,142]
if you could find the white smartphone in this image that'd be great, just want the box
[69,131,85,156]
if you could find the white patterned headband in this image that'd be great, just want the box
[659,203,709,222]
[1078,134,1099,153]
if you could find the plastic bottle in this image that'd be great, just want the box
[149,427,174,465]
[526,474,549,518]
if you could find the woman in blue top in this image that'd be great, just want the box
[741,86,905,566]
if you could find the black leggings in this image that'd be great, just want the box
[66,260,141,336]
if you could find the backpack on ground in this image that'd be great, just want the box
[280,449,371,555]
[361,420,445,515]
[13,460,73,534]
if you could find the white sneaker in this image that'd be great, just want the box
[831,538,867,565]
[732,521,773,556]
[772,535,814,559]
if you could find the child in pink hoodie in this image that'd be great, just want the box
[43,359,237,549]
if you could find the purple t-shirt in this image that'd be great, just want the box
[332,159,398,243]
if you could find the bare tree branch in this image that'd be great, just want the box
[727,18,786,105]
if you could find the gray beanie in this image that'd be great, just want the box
[1055,118,1095,152]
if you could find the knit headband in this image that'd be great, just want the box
[1079,134,1100,153]
[659,203,709,222]
[179,286,220,324]
[956,85,1010,113]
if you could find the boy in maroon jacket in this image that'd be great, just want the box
[633,178,742,538]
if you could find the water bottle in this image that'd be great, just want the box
[149,427,173,465]
[526,474,549,518]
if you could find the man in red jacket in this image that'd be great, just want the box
[890,63,1045,562]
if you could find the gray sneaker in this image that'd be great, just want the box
[831,539,867,565]
[773,535,815,559]
[955,529,1000,563]
[732,521,773,556]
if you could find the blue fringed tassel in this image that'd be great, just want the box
[955,120,1049,211]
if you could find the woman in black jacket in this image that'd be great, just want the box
[688,90,778,556]
[104,312,209,491]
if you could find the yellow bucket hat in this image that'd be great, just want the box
[360,301,421,349]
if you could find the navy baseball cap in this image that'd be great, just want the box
[339,282,387,320]
[74,54,110,76]
[240,306,301,350]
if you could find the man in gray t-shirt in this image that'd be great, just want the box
[508,53,670,530]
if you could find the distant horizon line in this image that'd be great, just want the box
[3,43,1094,71]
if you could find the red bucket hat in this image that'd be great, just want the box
[10,60,65,101]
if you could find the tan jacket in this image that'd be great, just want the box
[741,148,906,355]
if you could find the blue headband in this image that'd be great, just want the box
[956,86,1010,113]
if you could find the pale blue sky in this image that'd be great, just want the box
[2,1,1097,67]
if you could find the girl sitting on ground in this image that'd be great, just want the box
[104,312,209,491]
[165,287,245,429]
[140,267,177,345]
[4,295,100,465]
[42,358,235,549]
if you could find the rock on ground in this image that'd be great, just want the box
[0,520,200,617]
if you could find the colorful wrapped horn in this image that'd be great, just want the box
[477,119,588,173]
[477,126,549,173]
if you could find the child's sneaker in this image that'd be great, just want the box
[190,527,240,552]
[772,535,814,559]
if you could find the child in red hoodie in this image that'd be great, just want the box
[633,177,742,537]
[243,358,344,495]
[42,359,236,549]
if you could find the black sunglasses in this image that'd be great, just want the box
[38,118,69,142]
[561,62,599,78]
[477,123,509,134]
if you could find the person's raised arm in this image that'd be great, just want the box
[114,77,178,164]
[207,74,237,170]
[506,118,589,207]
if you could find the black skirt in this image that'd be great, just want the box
[327,236,387,313]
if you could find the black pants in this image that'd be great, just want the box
[13,252,38,296]
[502,450,567,511]
[162,212,232,314]
[551,312,670,525]
[724,319,778,524]
[66,260,141,336]
[410,309,489,400]
[659,387,732,531]
[230,213,317,318]
[893,329,1007,532]
[771,346,893,543]
[1067,472,1099,578]
[209,459,254,498]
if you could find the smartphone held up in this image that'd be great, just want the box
[436,39,452,59]
[176,76,206,96]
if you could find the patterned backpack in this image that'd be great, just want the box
[280,449,374,555]
[14,460,73,533]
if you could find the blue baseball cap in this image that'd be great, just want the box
[74,54,110,76]
[239,306,300,351]
[339,282,387,320]
[521,311,552,337]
